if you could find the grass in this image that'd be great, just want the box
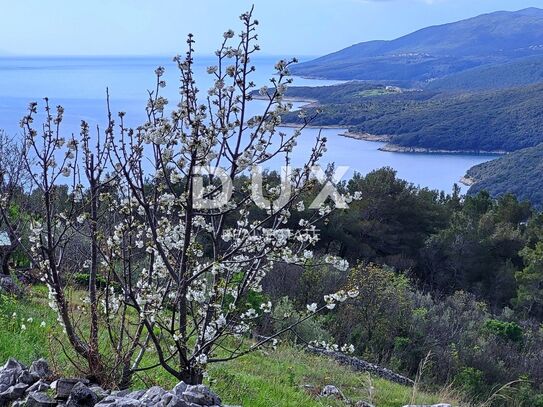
[0,286,453,407]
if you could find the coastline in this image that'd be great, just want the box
[281,124,508,156]
[378,143,508,156]
[459,176,478,187]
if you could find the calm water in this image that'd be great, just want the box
[0,56,495,193]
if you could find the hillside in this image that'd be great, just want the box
[292,8,543,83]
[466,144,543,208]
[283,82,543,152]
[0,287,449,407]
[426,55,543,92]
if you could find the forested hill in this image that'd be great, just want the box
[467,144,543,208]
[292,8,543,83]
[426,55,543,92]
[282,82,543,152]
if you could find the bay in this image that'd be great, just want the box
[0,55,495,193]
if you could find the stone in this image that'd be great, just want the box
[0,383,29,401]
[26,380,51,394]
[402,405,452,407]
[139,386,165,405]
[52,379,89,400]
[26,392,58,407]
[181,385,221,406]
[171,383,188,399]
[0,276,23,296]
[89,386,109,401]
[30,359,52,380]
[125,390,145,400]
[66,382,98,407]
[95,397,142,407]
[19,369,39,385]
[355,401,375,407]
[0,359,24,387]
[161,394,193,407]
[320,385,341,398]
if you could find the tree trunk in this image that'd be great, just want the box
[180,368,203,385]
[1,250,11,275]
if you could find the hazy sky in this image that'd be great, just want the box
[1,0,543,57]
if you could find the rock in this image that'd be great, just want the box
[95,397,142,407]
[88,386,109,401]
[52,379,89,400]
[125,390,145,400]
[30,359,52,380]
[0,276,23,296]
[181,385,220,406]
[139,386,165,406]
[0,383,29,406]
[19,369,39,385]
[171,383,188,399]
[66,382,98,407]
[26,392,58,407]
[355,401,375,407]
[161,394,194,407]
[110,391,130,398]
[0,359,24,387]
[320,385,341,398]
[26,380,51,394]
[402,405,452,407]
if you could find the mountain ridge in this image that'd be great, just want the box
[292,8,543,82]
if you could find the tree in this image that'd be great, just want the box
[0,130,27,275]
[5,8,359,386]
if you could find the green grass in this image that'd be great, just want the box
[0,287,453,406]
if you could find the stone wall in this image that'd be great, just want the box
[0,359,231,407]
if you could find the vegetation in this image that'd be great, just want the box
[426,55,543,92]
[283,82,543,152]
[292,8,543,83]
[0,288,446,407]
[467,144,543,208]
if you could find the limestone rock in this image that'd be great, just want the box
[26,392,58,407]
[66,382,98,407]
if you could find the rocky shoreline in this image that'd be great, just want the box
[378,143,508,156]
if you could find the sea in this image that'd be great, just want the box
[0,55,495,193]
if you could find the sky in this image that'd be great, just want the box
[1,0,543,58]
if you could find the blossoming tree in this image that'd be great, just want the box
[6,8,359,386]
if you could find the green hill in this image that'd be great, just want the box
[292,8,543,83]
[283,82,543,152]
[467,144,543,208]
[426,55,543,92]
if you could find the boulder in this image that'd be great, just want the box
[66,382,98,407]
[30,359,52,380]
[181,385,220,406]
[26,392,58,407]
[52,379,89,400]
[160,393,194,407]
[171,383,188,399]
[19,369,39,385]
[0,383,29,405]
[88,386,109,401]
[0,359,25,387]
[138,386,165,406]
[27,380,51,394]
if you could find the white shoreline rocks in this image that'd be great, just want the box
[0,359,232,407]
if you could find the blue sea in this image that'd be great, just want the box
[0,55,495,193]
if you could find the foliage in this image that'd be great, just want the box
[467,143,543,209]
